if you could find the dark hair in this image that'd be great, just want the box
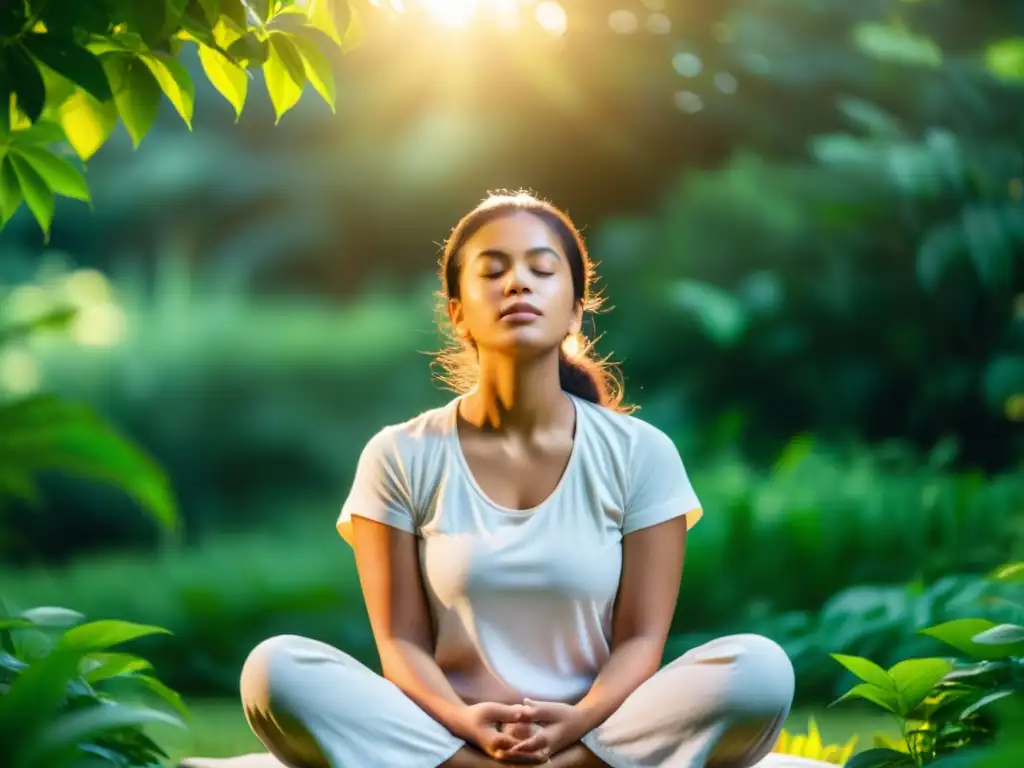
[435,191,630,413]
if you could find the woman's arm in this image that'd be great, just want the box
[573,513,688,727]
[351,516,474,738]
[507,514,690,758]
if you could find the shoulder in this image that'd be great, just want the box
[360,403,453,470]
[574,397,677,465]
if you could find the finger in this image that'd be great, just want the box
[482,702,525,723]
[489,732,520,753]
[505,731,549,755]
[521,698,555,721]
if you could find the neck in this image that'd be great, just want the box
[461,350,567,431]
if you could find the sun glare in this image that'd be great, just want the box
[420,0,478,27]
[403,0,567,34]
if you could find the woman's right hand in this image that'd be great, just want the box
[459,702,549,763]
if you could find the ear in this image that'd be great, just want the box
[569,301,583,336]
[448,297,470,341]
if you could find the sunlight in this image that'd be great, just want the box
[420,0,478,27]
[403,0,567,34]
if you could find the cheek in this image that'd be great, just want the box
[460,280,500,323]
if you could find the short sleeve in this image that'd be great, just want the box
[622,423,702,535]
[336,427,417,547]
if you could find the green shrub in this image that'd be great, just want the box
[0,606,188,768]
[825,562,1024,767]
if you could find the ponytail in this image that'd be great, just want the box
[558,349,603,405]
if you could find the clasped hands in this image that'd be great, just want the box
[461,699,591,763]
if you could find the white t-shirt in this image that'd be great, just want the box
[337,394,702,705]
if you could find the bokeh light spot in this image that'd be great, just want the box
[608,10,638,34]
[535,1,567,36]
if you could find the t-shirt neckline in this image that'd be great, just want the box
[447,393,582,517]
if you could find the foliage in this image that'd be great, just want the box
[0,605,187,768]
[772,717,859,764]
[0,0,360,238]
[828,563,1024,767]
[0,282,177,534]
[1,269,189,764]
[593,124,1023,469]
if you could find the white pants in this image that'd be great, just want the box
[183,633,806,768]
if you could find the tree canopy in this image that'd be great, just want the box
[0,0,358,238]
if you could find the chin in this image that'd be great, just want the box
[489,331,559,358]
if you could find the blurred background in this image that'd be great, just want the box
[1,0,1022,762]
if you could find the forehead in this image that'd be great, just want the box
[461,211,563,258]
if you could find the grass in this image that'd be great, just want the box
[155,700,900,765]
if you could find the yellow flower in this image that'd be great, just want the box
[772,718,859,764]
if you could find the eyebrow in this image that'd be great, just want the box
[474,247,562,261]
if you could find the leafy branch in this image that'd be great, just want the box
[0,0,362,239]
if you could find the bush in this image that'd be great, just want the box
[825,562,1024,767]
[0,606,188,768]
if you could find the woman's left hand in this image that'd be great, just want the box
[502,699,592,760]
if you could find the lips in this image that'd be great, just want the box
[500,301,542,318]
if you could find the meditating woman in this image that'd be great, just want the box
[182,192,797,768]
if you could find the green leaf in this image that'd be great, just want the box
[8,152,54,238]
[20,606,85,628]
[340,1,364,53]
[81,651,153,682]
[0,155,23,226]
[220,0,248,28]
[0,645,86,750]
[887,658,954,715]
[247,0,273,24]
[197,0,222,24]
[10,120,68,147]
[198,43,248,119]
[831,653,897,690]
[985,38,1024,82]
[24,704,185,765]
[0,395,179,529]
[14,146,90,203]
[124,0,168,47]
[105,56,162,148]
[853,23,943,68]
[306,0,351,46]
[59,619,171,651]
[6,45,46,124]
[132,673,191,718]
[0,618,35,631]
[169,0,191,22]
[291,32,335,110]
[989,562,1024,582]
[832,683,901,714]
[263,31,306,123]
[226,31,270,65]
[21,33,112,102]
[0,83,13,135]
[59,89,118,160]
[140,52,195,127]
[971,624,1024,646]
[921,619,1023,660]
[844,747,917,767]
[959,689,1015,719]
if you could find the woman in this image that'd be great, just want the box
[182,193,802,768]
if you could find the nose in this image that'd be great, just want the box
[503,261,533,295]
